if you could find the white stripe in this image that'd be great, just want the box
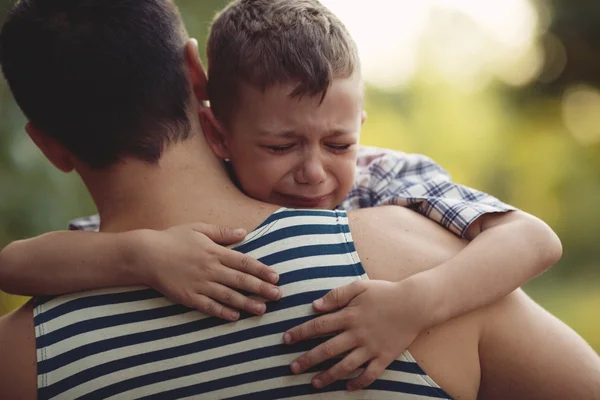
[41,276,360,385]
[106,350,433,400]
[185,361,436,400]
[248,214,349,237]
[243,233,352,263]
[284,389,443,400]
[36,286,147,314]
[259,253,363,276]
[38,295,175,337]
[46,305,310,387]
[40,275,359,363]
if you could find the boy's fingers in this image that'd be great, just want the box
[221,250,279,284]
[312,347,370,389]
[313,281,365,312]
[289,332,354,375]
[284,312,346,344]
[191,223,247,245]
[207,283,267,316]
[219,264,281,301]
[347,358,387,391]
[191,294,240,321]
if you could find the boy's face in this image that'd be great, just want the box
[214,73,364,210]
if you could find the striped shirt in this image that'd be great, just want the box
[68,147,514,237]
[35,209,452,399]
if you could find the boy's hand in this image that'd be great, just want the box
[282,279,431,391]
[132,223,282,321]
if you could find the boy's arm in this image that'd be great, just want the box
[0,223,282,320]
[348,147,562,323]
[0,230,143,296]
[286,148,563,389]
[421,209,562,327]
[283,209,562,390]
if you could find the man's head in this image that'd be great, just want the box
[203,0,365,209]
[0,0,194,170]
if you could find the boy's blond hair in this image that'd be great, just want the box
[207,0,359,123]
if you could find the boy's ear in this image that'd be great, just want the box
[184,38,209,104]
[361,110,368,125]
[199,108,231,160]
[25,122,74,173]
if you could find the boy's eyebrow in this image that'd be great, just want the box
[259,130,298,138]
[259,129,354,138]
[327,130,352,137]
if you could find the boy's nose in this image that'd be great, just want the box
[294,155,327,185]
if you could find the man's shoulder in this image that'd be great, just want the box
[347,205,466,283]
[348,205,453,240]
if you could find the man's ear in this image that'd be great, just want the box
[185,38,209,104]
[25,123,74,173]
[198,108,231,160]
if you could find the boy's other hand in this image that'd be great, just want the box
[129,223,281,321]
[282,279,431,391]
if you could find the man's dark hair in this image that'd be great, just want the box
[207,0,360,123]
[0,0,191,168]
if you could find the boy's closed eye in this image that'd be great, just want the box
[326,143,352,152]
[264,144,296,153]
[264,143,354,153]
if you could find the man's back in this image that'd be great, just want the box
[1,206,599,399]
[28,208,458,399]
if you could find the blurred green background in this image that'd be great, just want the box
[0,0,598,351]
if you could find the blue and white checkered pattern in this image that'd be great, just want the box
[69,146,515,237]
[339,146,515,237]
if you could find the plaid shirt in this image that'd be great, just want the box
[338,146,514,237]
[69,146,515,237]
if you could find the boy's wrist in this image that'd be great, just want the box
[392,274,443,332]
[120,229,157,287]
[403,268,451,329]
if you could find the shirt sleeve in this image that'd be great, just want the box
[68,215,101,232]
[339,146,516,238]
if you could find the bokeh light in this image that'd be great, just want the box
[321,0,542,88]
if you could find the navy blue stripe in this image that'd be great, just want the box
[259,243,356,267]
[226,379,452,400]
[36,303,191,349]
[80,338,331,399]
[226,381,349,400]
[34,289,162,326]
[140,359,342,400]
[388,358,427,375]
[38,290,328,375]
[85,345,435,400]
[235,223,350,254]
[39,315,321,399]
[222,360,444,400]
[34,296,56,307]
[35,260,360,349]
[277,263,364,286]
[256,209,341,230]
[141,360,450,400]
[35,260,361,351]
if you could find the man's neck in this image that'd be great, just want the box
[81,134,278,233]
